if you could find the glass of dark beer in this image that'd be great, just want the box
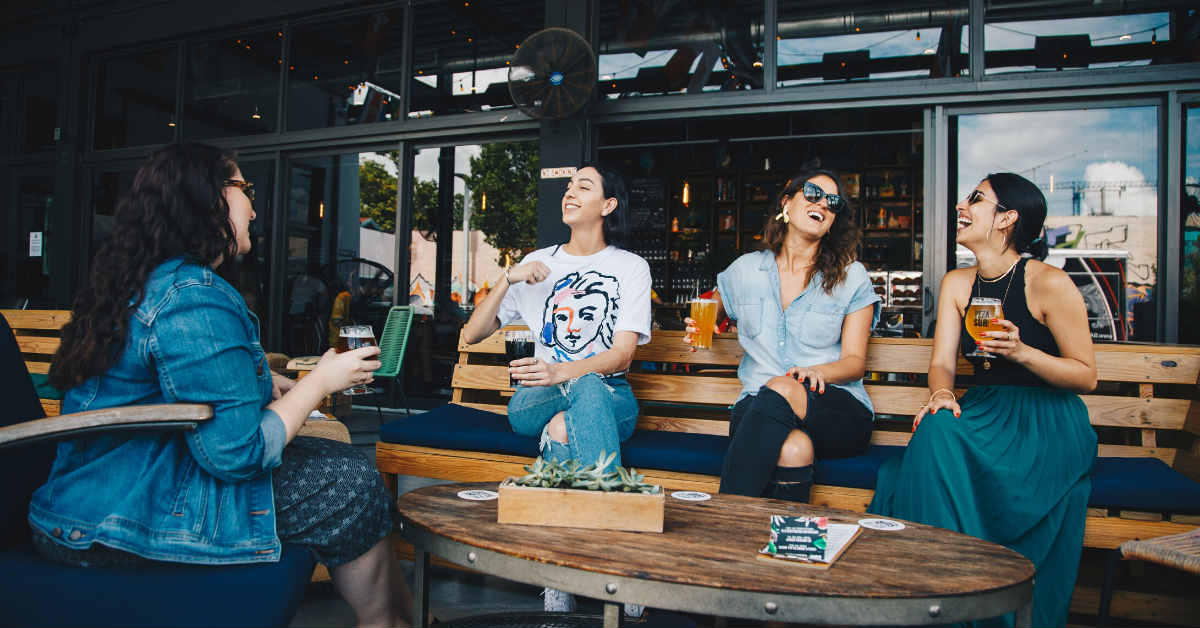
[337,324,377,395]
[504,330,535,388]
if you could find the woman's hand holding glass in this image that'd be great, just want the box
[508,357,565,387]
[310,346,382,396]
[977,318,1026,361]
[506,261,552,285]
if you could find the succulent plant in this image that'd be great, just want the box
[510,450,660,494]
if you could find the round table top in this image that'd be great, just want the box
[397,482,1034,600]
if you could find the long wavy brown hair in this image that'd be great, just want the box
[50,143,239,390]
[760,168,862,294]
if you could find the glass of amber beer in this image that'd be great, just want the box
[337,324,377,395]
[689,297,719,350]
[964,297,1004,359]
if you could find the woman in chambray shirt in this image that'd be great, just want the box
[34,144,413,626]
[709,168,880,503]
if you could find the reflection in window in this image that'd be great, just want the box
[2,176,54,306]
[90,170,137,254]
[983,3,1184,74]
[23,67,58,152]
[598,0,763,99]
[185,32,280,138]
[956,107,1159,341]
[777,1,968,87]
[409,1,542,117]
[288,10,405,131]
[1181,106,1200,344]
[283,150,397,356]
[94,48,178,150]
[220,160,275,342]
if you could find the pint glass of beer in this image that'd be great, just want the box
[504,330,535,388]
[964,297,1003,358]
[337,324,377,395]
[689,298,719,350]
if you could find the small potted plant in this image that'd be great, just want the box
[497,451,665,532]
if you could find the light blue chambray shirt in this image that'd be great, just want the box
[716,250,881,413]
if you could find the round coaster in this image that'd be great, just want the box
[457,489,498,501]
[671,491,712,501]
[858,518,906,531]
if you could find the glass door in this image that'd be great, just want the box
[1,169,54,308]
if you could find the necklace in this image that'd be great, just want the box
[974,259,1020,370]
[978,257,1020,283]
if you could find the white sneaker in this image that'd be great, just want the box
[624,603,645,618]
[542,587,576,613]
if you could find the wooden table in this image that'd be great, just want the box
[397,483,1035,627]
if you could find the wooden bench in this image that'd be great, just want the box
[2,309,71,418]
[376,327,1200,622]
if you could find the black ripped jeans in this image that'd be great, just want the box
[719,384,873,497]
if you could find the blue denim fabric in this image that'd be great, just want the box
[716,250,881,412]
[507,374,638,470]
[29,258,287,564]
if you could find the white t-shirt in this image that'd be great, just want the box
[498,245,652,366]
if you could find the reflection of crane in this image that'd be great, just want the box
[1031,179,1157,216]
[1019,151,1086,182]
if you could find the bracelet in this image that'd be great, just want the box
[927,388,956,405]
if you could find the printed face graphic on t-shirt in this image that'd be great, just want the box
[542,271,620,360]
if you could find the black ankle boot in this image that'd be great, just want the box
[767,464,814,503]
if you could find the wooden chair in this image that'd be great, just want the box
[0,316,316,627]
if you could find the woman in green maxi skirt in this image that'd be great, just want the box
[869,173,1098,627]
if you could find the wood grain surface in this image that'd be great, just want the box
[0,309,72,330]
[0,403,212,446]
[399,482,1033,599]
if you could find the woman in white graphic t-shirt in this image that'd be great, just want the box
[462,164,651,469]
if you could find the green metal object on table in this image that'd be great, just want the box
[374,306,414,379]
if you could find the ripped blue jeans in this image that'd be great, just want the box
[507,373,639,470]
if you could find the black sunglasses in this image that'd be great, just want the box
[965,189,1007,211]
[800,181,846,213]
[225,179,255,202]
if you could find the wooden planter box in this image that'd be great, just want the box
[497,481,665,533]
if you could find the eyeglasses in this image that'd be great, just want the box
[965,189,1007,211]
[225,179,255,202]
[800,181,846,213]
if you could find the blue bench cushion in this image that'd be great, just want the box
[0,542,314,627]
[1089,457,1200,515]
[383,404,1200,514]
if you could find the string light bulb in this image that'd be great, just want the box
[916,31,921,42]
[251,105,262,120]
[481,192,486,211]
[682,181,690,206]
[1151,30,1157,45]
[167,116,176,128]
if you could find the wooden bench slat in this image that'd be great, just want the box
[25,361,50,374]
[15,335,60,355]
[0,309,72,330]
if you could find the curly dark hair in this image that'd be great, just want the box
[50,143,240,390]
[760,168,862,294]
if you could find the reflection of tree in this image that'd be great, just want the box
[465,142,539,262]
[358,151,461,238]
[1182,193,1200,344]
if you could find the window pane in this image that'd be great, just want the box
[1181,105,1200,344]
[94,48,178,150]
[184,32,281,138]
[955,106,1160,341]
[220,159,275,341]
[287,10,405,131]
[1,174,54,307]
[1,73,18,155]
[90,169,137,254]
[283,150,397,357]
[983,2,1179,75]
[23,67,58,152]
[777,1,968,87]
[598,0,763,99]
[409,1,542,118]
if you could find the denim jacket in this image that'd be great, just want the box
[717,250,881,412]
[29,258,288,564]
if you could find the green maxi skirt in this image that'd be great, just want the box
[869,385,1096,627]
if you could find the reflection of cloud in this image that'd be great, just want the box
[1081,161,1156,216]
[957,107,1157,216]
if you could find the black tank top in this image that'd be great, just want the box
[959,258,1059,386]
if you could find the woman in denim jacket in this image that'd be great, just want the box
[34,144,413,627]
[696,168,880,503]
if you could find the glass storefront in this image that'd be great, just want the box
[777,1,968,86]
[983,2,1182,75]
[184,32,282,138]
[94,47,179,150]
[408,1,543,118]
[1181,105,1200,345]
[288,9,406,131]
[597,0,763,99]
[954,105,1160,341]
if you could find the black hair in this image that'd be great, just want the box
[579,162,629,248]
[986,172,1049,260]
